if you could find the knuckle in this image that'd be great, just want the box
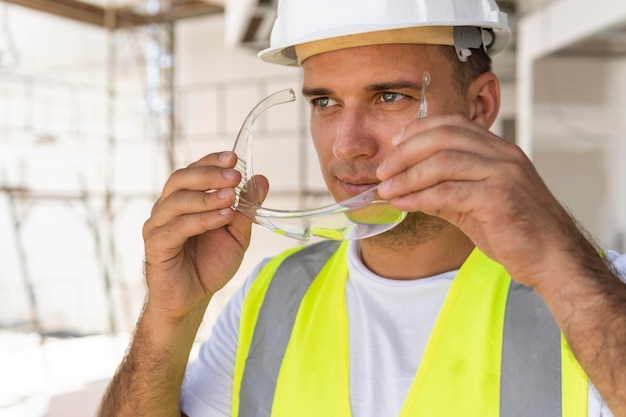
[142,218,153,240]
[202,190,216,206]
[170,167,187,181]
[430,123,449,136]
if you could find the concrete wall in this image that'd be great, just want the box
[531,56,626,249]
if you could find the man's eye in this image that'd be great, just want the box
[312,97,336,108]
[381,92,406,103]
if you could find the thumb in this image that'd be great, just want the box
[227,174,270,242]
[252,174,270,204]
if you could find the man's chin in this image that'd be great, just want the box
[366,211,449,247]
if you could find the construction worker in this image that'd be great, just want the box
[99,0,626,416]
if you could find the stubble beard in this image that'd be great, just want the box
[366,211,449,249]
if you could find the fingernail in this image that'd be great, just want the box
[377,160,387,175]
[222,168,237,180]
[219,207,232,216]
[216,188,230,199]
[218,151,231,162]
[392,127,405,146]
[378,179,392,195]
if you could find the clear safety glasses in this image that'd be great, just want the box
[232,72,431,241]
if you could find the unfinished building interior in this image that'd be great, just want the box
[0,0,625,415]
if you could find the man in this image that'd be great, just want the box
[99,0,626,416]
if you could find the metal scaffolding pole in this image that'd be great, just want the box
[146,0,176,174]
[1,181,43,335]
[100,0,119,334]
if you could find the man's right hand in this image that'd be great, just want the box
[141,150,268,323]
[100,150,269,417]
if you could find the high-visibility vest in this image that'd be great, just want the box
[232,241,589,417]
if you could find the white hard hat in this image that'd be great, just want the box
[258,0,511,66]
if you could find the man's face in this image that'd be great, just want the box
[301,43,467,204]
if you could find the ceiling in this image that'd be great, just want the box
[1,0,224,28]
[555,24,626,58]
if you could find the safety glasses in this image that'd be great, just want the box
[232,72,430,240]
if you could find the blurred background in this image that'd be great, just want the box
[0,0,625,415]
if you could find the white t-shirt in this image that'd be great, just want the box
[181,242,625,417]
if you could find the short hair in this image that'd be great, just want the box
[442,45,493,93]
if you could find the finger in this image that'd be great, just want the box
[385,154,536,223]
[378,149,493,200]
[159,151,239,198]
[187,151,237,169]
[143,208,237,253]
[224,174,270,244]
[377,139,537,217]
[157,165,241,210]
[389,175,546,248]
[395,114,491,147]
[378,117,503,181]
[150,187,237,229]
[389,178,482,216]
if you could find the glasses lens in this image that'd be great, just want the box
[236,185,406,240]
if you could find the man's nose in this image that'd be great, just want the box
[332,109,379,160]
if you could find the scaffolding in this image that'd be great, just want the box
[0,0,313,339]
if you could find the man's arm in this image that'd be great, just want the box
[98,151,268,417]
[99,301,207,417]
[534,237,626,416]
[377,114,626,415]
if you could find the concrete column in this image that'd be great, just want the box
[515,0,626,158]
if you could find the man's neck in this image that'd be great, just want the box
[359,224,475,280]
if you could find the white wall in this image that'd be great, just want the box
[0,8,324,338]
[515,0,626,251]
[529,55,626,249]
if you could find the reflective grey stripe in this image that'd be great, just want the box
[239,241,341,417]
[501,281,562,417]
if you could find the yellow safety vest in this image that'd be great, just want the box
[232,241,589,417]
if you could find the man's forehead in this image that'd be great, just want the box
[301,43,447,69]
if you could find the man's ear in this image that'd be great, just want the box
[467,71,501,129]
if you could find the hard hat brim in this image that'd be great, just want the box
[259,24,511,66]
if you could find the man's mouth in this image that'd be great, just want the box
[337,178,380,196]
